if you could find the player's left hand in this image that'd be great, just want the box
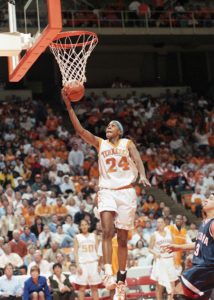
[139,176,151,187]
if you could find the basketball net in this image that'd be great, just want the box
[49,31,98,87]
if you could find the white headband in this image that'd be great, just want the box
[111,120,124,136]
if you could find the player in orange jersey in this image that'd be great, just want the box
[63,90,150,300]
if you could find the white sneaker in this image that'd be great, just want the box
[113,281,126,300]
[103,274,117,290]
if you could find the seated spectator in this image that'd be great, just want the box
[9,230,27,258]
[0,206,20,241]
[30,217,44,239]
[62,215,79,238]
[28,250,51,276]
[24,245,36,267]
[65,197,80,218]
[20,225,38,246]
[23,265,51,300]
[49,215,60,233]
[187,222,198,242]
[142,194,159,215]
[49,263,76,300]
[131,240,153,266]
[43,242,62,263]
[0,263,23,300]
[191,187,205,217]
[0,243,23,269]
[38,225,52,249]
[55,252,70,273]
[0,237,4,256]
[68,144,84,176]
[52,198,68,221]
[35,195,52,223]
[51,225,73,248]
[60,175,75,194]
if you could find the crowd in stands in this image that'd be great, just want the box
[0,87,213,298]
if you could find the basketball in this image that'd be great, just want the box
[63,81,85,102]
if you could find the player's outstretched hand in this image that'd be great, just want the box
[161,243,178,253]
[61,87,70,107]
[139,176,151,187]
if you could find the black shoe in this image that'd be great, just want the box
[116,270,127,283]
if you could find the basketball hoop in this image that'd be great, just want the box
[49,31,98,88]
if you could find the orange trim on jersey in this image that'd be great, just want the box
[126,139,132,149]
[107,139,121,148]
[114,184,134,190]
[97,137,103,151]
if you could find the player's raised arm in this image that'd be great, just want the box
[62,88,99,150]
[128,141,151,187]
[162,243,195,253]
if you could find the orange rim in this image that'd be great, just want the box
[50,31,98,49]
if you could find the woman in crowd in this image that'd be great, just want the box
[149,218,177,300]
[48,263,76,300]
[0,205,20,241]
[23,265,51,300]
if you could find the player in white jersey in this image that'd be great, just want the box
[149,218,178,300]
[63,90,150,300]
[74,219,101,300]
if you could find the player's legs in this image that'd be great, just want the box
[156,283,164,300]
[101,210,117,290]
[117,229,128,281]
[78,286,86,300]
[90,285,99,300]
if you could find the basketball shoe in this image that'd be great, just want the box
[103,274,117,290]
[113,281,127,300]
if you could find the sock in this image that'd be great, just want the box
[117,270,127,283]
[104,264,113,276]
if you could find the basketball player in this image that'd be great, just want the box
[149,218,178,300]
[62,90,150,300]
[74,219,102,300]
[163,194,214,300]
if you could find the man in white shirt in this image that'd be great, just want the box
[60,175,75,194]
[0,263,22,299]
[68,143,84,175]
[27,250,51,276]
[0,244,23,269]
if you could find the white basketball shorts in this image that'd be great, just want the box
[75,260,102,286]
[97,187,137,230]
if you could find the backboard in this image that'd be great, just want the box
[0,0,62,82]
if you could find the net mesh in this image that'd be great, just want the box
[49,31,98,86]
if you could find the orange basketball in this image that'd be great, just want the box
[63,82,85,102]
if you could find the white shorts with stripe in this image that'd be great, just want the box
[97,187,137,230]
[75,261,102,286]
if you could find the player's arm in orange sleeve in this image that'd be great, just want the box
[62,89,100,150]
[128,141,151,187]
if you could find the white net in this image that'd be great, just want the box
[49,31,98,87]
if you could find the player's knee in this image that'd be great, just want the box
[117,235,128,247]
[102,227,113,239]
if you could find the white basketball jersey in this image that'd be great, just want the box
[76,233,98,263]
[98,138,138,189]
[154,229,173,258]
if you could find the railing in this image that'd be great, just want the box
[1,9,214,30]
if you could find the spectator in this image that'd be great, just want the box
[35,195,52,223]
[68,144,84,175]
[74,203,86,225]
[23,245,36,267]
[60,175,75,194]
[30,217,44,238]
[65,197,80,218]
[49,214,60,233]
[51,225,73,248]
[0,244,23,269]
[62,214,79,238]
[20,225,38,246]
[23,265,51,300]
[0,263,23,300]
[43,242,62,263]
[38,225,52,249]
[52,198,68,221]
[131,240,153,266]
[48,263,76,300]
[142,194,159,215]
[0,206,20,241]
[9,230,27,258]
[187,222,198,242]
[28,250,51,276]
